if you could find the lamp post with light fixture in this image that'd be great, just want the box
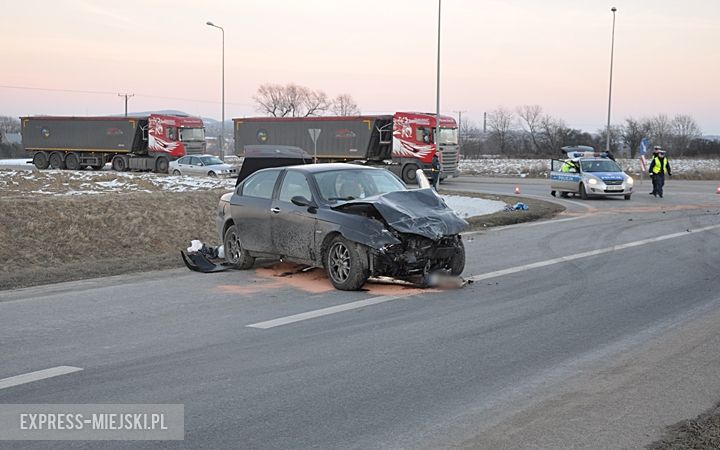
[606,6,617,153]
[206,21,225,160]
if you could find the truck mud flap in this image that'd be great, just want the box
[181,251,234,273]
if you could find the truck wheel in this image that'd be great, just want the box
[33,152,49,170]
[401,164,419,185]
[449,239,465,276]
[223,224,255,269]
[111,156,127,172]
[65,153,80,171]
[155,157,169,174]
[49,152,66,170]
[579,183,588,200]
[325,236,370,291]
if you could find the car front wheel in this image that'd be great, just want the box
[325,236,370,291]
[449,239,465,276]
[223,224,255,269]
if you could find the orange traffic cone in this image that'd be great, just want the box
[514,186,521,195]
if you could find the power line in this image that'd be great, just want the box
[0,84,253,107]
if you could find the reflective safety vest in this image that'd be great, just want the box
[652,157,668,174]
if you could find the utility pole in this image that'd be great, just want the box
[118,93,134,117]
[483,112,487,133]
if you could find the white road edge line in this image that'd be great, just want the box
[470,223,720,282]
[248,224,720,330]
[0,366,83,390]
[247,295,408,329]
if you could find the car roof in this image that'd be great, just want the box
[265,163,379,174]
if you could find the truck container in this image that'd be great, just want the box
[21,114,206,173]
[232,112,459,184]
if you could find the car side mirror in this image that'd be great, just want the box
[291,195,317,212]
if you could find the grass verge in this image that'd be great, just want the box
[1,189,563,291]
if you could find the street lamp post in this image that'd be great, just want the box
[605,6,617,154]
[206,21,225,161]
[435,0,442,161]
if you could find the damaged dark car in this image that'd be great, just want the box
[216,163,467,290]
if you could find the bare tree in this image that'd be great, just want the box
[0,116,20,133]
[253,83,330,117]
[671,114,702,155]
[648,114,673,149]
[331,94,360,116]
[487,107,515,154]
[621,117,651,158]
[539,115,567,154]
[516,105,543,154]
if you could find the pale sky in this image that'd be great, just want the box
[2,0,718,133]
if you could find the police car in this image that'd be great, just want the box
[549,146,634,200]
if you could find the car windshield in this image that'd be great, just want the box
[179,128,205,142]
[437,127,458,145]
[313,169,406,203]
[199,156,223,166]
[581,159,621,172]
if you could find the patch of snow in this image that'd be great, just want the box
[0,159,31,166]
[440,195,506,218]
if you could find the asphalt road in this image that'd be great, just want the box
[1,177,720,449]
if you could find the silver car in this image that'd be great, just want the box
[169,154,237,177]
[550,156,634,200]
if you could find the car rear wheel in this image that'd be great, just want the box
[325,236,370,291]
[172,170,181,176]
[579,183,588,200]
[223,224,255,269]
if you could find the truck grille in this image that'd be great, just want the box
[441,149,459,174]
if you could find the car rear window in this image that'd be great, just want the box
[241,169,280,199]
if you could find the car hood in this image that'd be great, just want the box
[332,189,467,240]
[586,172,626,181]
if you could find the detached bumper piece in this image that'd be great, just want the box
[181,251,233,273]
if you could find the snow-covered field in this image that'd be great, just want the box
[0,169,508,216]
[458,158,720,177]
[0,169,236,195]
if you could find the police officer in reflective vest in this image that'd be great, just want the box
[648,147,672,198]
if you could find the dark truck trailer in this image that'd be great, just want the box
[21,114,204,173]
[234,116,394,162]
[233,113,459,184]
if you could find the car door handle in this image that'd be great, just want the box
[271,207,281,214]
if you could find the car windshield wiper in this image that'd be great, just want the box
[328,196,356,201]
